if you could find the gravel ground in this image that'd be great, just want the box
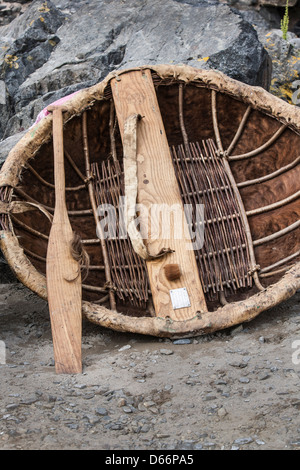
[0,282,300,451]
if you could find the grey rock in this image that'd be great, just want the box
[255,29,300,104]
[118,344,131,352]
[173,339,192,345]
[0,0,65,139]
[239,377,250,383]
[122,406,133,414]
[159,348,174,355]
[258,0,297,6]
[0,0,270,141]
[217,406,228,418]
[229,361,248,368]
[85,413,100,425]
[74,384,86,389]
[21,396,38,405]
[258,372,271,380]
[290,38,300,50]
[230,324,243,336]
[6,403,19,410]
[95,406,108,416]
[234,437,253,445]
[255,439,266,445]
[140,424,151,433]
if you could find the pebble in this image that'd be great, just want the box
[140,424,150,433]
[95,407,108,416]
[217,407,227,418]
[258,372,271,381]
[239,377,250,383]
[230,325,243,336]
[143,401,156,408]
[122,406,133,414]
[117,398,127,407]
[234,437,253,445]
[6,403,19,410]
[118,345,131,352]
[229,361,248,369]
[203,393,217,401]
[173,339,192,345]
[159,349,173,355]
[85,414,100,425]
[21,397,38,405]
[255,439,265,446]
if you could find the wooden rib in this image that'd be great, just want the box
[11,216,100,247]
[83,283,152,296]
[179,83,190,152]
[109,100,118,162]
[260,250,300,274]
[259,265,295,278]
[227,105,252,156]
[10,214,49,240]
[24,246,105,271]
[82,284,108,293]
[82,111,116,310]
[246,190,300,217]
[211,90,224,152]
[237,155,300,188]
[219,290,228,306]
[181,184,231,198]
[64,149,86,182]
[194,213,239,226]
[25,163,86,191]
[197,243,246,260]
[211,89,264,291]
[94,294,110,305]
[14,187,93,216]
[81,238,100,245]
[228,123,287,161]
[14,187,54,212]
[253,220,300,246]
[24,245,108,302]
[24,248,46,262]
[172,154,221,163]
[206,274,249,291]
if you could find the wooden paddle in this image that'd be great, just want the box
[46,105,82,374]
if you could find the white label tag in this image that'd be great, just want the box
[170,287,191,310]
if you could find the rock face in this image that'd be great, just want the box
[0,1,32,27]
[238,7,300,105]
[0,0,270,143]
[258,0,297,6]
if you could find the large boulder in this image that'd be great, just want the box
[0,0,270,142]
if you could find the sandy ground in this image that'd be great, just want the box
[0,281,300,451]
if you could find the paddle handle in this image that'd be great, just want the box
[47,105,68,217]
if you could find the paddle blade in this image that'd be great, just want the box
[47,223,82,374]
